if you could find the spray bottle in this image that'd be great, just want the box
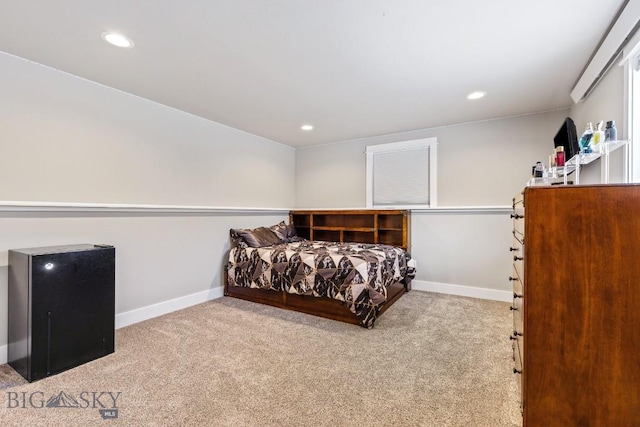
[579,122,594,154]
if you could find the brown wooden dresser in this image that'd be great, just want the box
[510,184,640,426]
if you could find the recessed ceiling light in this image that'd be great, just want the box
[301,125,314,131]
[467,91,486,100]
[101,32,134,48]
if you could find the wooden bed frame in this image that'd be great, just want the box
[224,209,411,327]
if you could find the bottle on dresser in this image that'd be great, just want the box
[555,146,565,167]
[605,120,617,142]
[591,121,605,153]
[579,122,594,153]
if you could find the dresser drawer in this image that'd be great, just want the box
[514,335,523,373]
[512,288,524,336]
[511,263,523,295]
[510,231,524,280]
[510,230,524,293]
[510,271,524,364]
[514,335,523,412]
[512,207,525,240]
[512,253,523,283]
[510,234,523,255]
[512,191,524,209]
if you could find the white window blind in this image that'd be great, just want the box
[366,138,437,208]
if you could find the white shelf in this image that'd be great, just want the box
[529,139,628,186]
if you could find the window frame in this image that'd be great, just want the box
[625,49,640,183]
[365,137,438,208]
[624,33,640,183]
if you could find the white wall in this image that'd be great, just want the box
[296,110,570,207]
[0,52,294,207]
[410,210,513,299]
[295,110,569,298]
[0,51,295,363]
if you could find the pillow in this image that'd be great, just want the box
[229,229,249,248]
[231,227,281,248]
[269,221,298,242]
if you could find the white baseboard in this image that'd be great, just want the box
[412,280,512,302]
[115,286,225,329]
[0,288,225,365]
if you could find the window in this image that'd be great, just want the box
[365,137,437,208]
[629,51,640,182]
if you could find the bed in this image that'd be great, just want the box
[224,210,415,328]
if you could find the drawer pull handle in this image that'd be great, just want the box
[513,368,522,374]
[509,335,517,340]
[509,247,519,252]
[508,276,519,282]
[510,306,517,311]
[513,256,523,261]
[510,213,523,219]
[513,292,523,299]
[512,331,522,337]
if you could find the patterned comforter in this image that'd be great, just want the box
[227,240,416,328]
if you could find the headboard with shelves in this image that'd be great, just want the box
[289,209,410,250]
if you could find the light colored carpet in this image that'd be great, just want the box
[0,291,522,426]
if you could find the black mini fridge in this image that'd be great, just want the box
[8,244,115,382]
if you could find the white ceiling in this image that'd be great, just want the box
[0,0,627,147]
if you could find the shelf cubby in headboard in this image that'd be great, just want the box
[289,210,410,250]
